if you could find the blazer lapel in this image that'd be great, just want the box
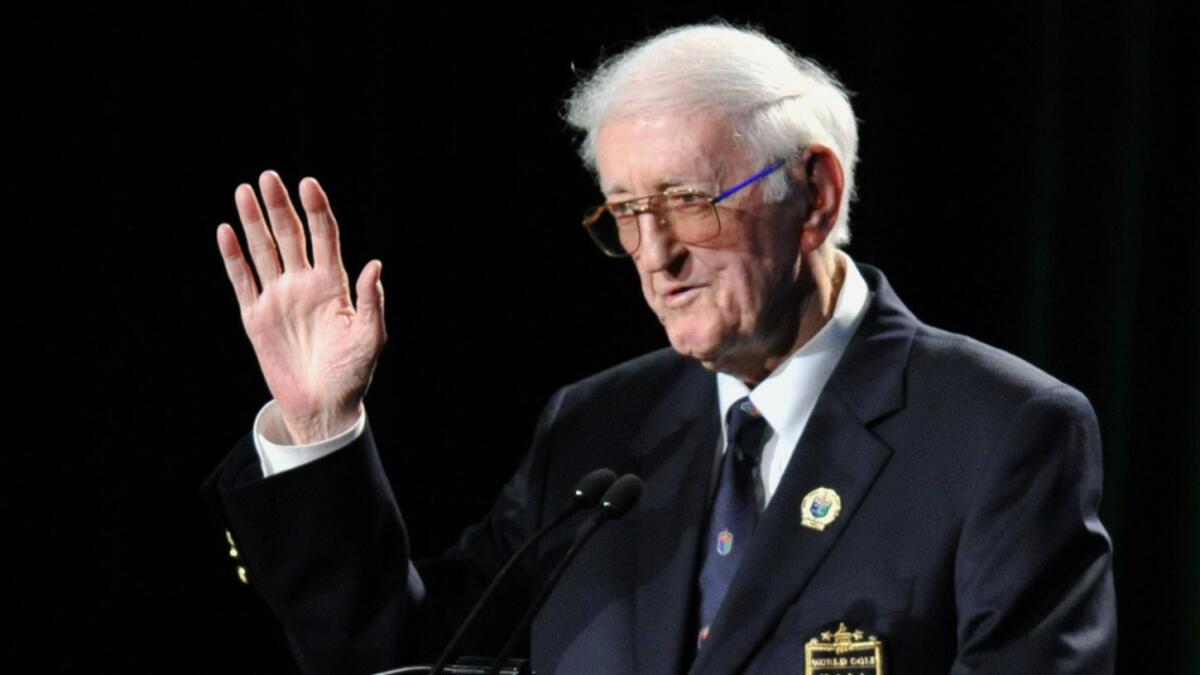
[690,265,918,675]
[629,360,721,675]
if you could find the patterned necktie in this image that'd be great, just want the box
[695,396,770,652]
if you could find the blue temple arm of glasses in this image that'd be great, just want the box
[712,160,787,203]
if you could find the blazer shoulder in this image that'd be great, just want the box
[907,323,1094,414]
[560,347,701,398]
[545,347,711,428]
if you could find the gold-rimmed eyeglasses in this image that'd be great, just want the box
[581,159,788,257]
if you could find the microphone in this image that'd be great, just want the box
[598,474,643,517]
[487,474,644,674]
[427,468,618,675]
[568,468,621,508]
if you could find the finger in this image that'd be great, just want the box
[258,169,311,273]
[354,260,386,343]
[216,223,260,313]
[298,177,346,274]
[235,182,282,284]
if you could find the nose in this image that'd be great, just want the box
[633,210,684,273]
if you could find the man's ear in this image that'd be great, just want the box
[788,145,844,254]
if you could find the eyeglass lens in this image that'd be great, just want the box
[591,195,720,256]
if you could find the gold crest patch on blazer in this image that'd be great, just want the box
[804,622,884,675]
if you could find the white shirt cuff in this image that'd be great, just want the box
[251,400,368,478]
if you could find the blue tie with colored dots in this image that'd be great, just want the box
[695,396,771,652]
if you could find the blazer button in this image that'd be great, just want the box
[225,530,240,558]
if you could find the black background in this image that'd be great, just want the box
[24,1,1197,671]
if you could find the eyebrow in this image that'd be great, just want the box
[602,174,711,197]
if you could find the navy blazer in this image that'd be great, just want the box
[202,264,1117,674]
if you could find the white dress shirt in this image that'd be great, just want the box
[253,252,870,484]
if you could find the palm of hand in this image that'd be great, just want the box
[246,265,368,426]
[217,170,385,444]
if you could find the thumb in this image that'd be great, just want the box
[354,260,386,336]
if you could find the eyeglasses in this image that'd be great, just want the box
[581,159,788,257]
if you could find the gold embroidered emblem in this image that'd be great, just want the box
[804,622,884,674]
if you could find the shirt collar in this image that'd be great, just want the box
[717,251,871,439]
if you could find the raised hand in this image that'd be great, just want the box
[216,170,386,444]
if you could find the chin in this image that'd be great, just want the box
[664,319,727,364]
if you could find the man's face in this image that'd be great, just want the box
[595,112,804,370]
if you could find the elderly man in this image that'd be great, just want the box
[205,23,1116,674]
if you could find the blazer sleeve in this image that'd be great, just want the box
[950,384,1117,674]
[199,390,563,674]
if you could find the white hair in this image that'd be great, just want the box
[563,22,859,247]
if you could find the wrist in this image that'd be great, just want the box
[281,401,364,445]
